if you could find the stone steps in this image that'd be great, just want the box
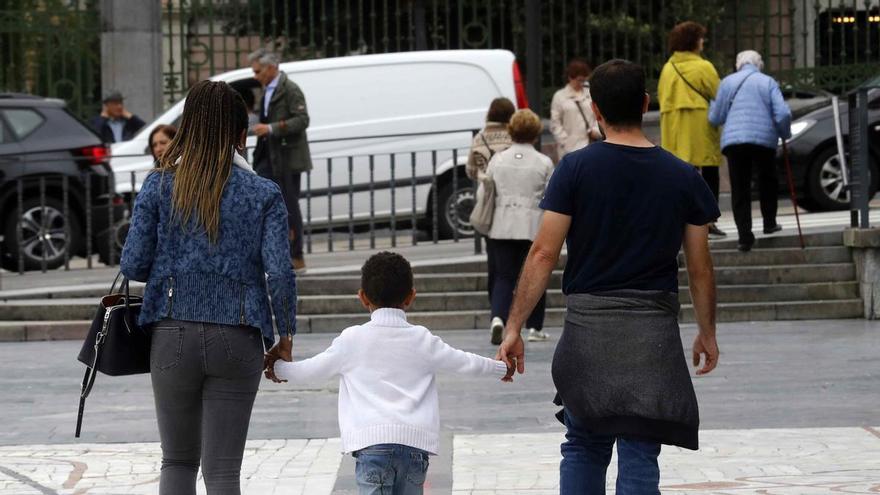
[0,231,864,341]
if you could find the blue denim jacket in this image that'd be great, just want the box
[708,64,792,151]
[120,158,297,345]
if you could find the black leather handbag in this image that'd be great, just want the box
[75,273,150,437]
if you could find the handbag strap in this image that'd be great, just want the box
[671,62,711,104]
[574,99,592,131]
[479,133,496,159]
[727,71,758,110]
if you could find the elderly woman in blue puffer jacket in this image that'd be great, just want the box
[709,50,792,252]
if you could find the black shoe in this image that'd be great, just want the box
[763,224,782,234]
[737,242,753,252]
[708,224,727,238]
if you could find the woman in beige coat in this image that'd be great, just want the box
[485,109,554,345]
[550,58,603,160]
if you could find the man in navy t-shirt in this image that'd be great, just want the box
[496,60,720,494]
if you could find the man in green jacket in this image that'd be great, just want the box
[249,48,313,273]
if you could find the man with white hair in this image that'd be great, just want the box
[248,48,313,273]
[709,50,792,252]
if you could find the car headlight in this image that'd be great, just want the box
[780,119,816,145]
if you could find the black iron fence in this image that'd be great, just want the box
[162,0,880,110]
[1,135,485,275]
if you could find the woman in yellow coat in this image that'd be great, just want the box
[658,21,725,237]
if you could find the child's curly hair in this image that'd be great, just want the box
[361,251,414,308]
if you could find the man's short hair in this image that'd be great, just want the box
[247,48,280,67]
[589,59,646,128]
[668,21,707,52]
[361,251,414,308]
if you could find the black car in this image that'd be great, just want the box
[0,94,123,271]
[778,88,880,211]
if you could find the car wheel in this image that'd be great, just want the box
[806,147,878,211]
[2,197,81,271]
[436,178,476,239]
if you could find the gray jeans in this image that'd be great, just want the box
[150,319,264,495]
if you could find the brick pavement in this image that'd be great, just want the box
[1,427,879,494]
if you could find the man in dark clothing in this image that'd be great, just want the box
[248,48,313,274]
[496,60,720,494]
[89,90,146,143]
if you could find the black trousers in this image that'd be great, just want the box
[724,143,778,245]
[697,166,720,202]
[486,238,546,330]
[255,157,304,259]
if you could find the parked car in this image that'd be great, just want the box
[110,49,528,238]
[777,88,880,211]
[0,94,123,270]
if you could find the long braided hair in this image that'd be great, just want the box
[158,80,248,243]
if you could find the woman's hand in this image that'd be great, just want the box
[264,335,293,382]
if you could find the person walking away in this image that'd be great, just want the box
[466,97,515,180]
[550,58,603,160]
[709,50,792,252]
[658,21,727,238]
[268,252,510,495]
[496,60,720,494]
[249,48,313,274]
[148,125,177,165]
[467,97,515,318]
[90,90,146,144]
[484,109,553,345]
[120,80,298,495]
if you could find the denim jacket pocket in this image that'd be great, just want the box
[150,326,183,371]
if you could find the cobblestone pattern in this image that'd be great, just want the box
[451,427,880,495]
[0,438,341,495]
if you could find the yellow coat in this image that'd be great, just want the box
[658,51,722,166]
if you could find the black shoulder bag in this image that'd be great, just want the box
[75,273,150,437]
[480,133,497,159]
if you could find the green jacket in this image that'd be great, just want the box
[258,72,313,174]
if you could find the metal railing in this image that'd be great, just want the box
[1,137,485,276]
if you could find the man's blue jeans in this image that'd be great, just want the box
[353,444,430,495]
[560,409,661,495]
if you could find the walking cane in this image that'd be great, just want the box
[781,140,805,250]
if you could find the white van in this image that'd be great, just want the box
[110,49,527,238]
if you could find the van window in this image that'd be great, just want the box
[290,62,498,130]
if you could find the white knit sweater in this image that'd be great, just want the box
[274,308,508,454]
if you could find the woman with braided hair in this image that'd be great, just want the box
[121,80,298,494]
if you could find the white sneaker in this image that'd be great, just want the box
[527,328,550,342]
[490,317,504,345]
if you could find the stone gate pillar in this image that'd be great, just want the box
[100,0,163,122]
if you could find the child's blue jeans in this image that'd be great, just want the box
[353,443,430,495]
[560,409,662,495]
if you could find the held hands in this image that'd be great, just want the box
[692,332,719,375]
[495,326,525,382]
[264,335,293,383]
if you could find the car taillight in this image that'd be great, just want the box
[513,61,529,109]
[76,145,110,167]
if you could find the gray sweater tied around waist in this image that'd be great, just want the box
[551,290,700,450]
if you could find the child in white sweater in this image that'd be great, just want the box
[268,251,509,494]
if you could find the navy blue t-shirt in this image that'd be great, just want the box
[540,141,720,294]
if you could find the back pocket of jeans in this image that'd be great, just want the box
[218,325,263,363]
[406,451,429,485]
[150,326,183,371]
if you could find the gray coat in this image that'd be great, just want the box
[256,72,313,175]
